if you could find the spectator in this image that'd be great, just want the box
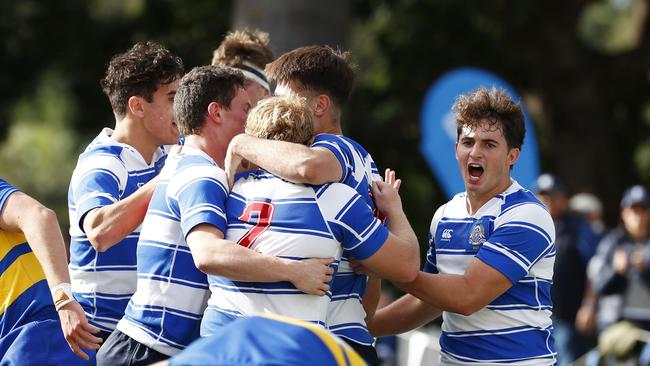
[570,192,606,236]
[584,185,650,365]
[535,173,600,365]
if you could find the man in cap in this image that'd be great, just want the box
[584,185,650,365]
[535,173,600,366]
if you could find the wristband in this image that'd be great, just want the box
[51,283,75,311]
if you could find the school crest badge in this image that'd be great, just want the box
[468,221,486,250]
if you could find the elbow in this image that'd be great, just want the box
[451,292,486,316]
[394,266,419,284]
[84,219,113,252]
[193,251,224,275]
[86,228,111,252]
[34,205,58,227]
[193,254,212,274]
[82,211,116,252]
[455,302,482,316]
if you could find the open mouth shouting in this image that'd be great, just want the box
[468,163,484,182]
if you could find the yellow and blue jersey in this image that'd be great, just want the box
[0,180,54,337]
[0,179,93,365]
[169,314,367,366]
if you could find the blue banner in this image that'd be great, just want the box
[420,67,540,199]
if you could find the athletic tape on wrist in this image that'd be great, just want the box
[51,283,75,311]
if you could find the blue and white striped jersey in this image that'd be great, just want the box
[312,134,382,345]
[117,146,228,356]
[201,170,388,336]
[67,130,167,332]
[425,180,556,365]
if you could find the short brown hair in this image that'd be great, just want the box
[245,96,314,145]
[174,65,245,136]
[211,29,274,70]
[453,87,525,150]
[265,45,355,108]
[100,41,183,118]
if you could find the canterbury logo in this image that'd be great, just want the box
[441,229,453,241]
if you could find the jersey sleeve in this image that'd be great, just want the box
[72,153,127,230]
[423,205,444,274]
[173,165,229,238]
[476,203,555,284]
[317,184,388,260]
[311,134,351,183]
[0,179,19,213]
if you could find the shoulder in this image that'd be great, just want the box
[497,188,554,237]
[314,182,360,202]
[600,227,627,246]
[77,143,126,170]
[314,183,369,216]
[168,154,227,195]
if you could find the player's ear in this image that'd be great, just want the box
[507,147,520,166]
[127,96,145,118]
[207,101,222,125]
[311,94,330,118]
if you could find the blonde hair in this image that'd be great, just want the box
[245,96,314,145]
[211,29,273,69]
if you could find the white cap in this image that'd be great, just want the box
[569,192,603,215]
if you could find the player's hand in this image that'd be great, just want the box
[289,257,335,296]
[384,168,401,191]
[58,301,102,360]
[371,169,403,218]
[225,136,245,189]
[349,258,376,276]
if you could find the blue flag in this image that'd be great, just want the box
[420,67,540,199]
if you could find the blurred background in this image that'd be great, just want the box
[1,0,648,239]
[1,1,649,364]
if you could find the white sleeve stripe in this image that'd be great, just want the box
[76,168,121,190]
[175,177,227,199]
[483,242,529,270]
[336,218,382,250]
[335,194,362,221]
[488,240,532,266]
[531,241,556,266]
[499,222,552,245]
[183,205,226,221]
[76,192,118,209]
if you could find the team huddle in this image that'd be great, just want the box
[0,30,558,366]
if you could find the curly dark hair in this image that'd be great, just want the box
[211,29,274,70]
[453,87,525,150]
[265,45,355,108]
[100,41,184,118]
[174,65,246,136]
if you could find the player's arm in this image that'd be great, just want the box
[225,134,342,186]
[0,191,101,359]
[186,224,334,296]
[82,178,156,252]
[398,259,512,316]
[368,293,442,337]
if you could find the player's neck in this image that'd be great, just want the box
[184,133,227,169]
[112,116,158,165]
[465,178,512,215]
[315,116,343,135]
